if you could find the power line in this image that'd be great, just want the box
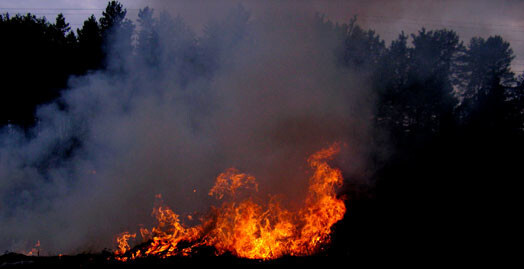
[2,7,524,48]
[1,7,523,28]
[0,8,141,11]
[1,7,522,32]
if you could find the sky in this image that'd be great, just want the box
[1,0,524,72]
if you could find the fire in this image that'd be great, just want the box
[115,143,346,260]
[25,240,41,256]
[208,168,259,200]
[114,232,135,261]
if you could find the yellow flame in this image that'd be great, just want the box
[115,143,346,260]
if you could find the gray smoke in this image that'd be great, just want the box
[0,2,374,254]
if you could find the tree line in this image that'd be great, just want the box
[0,0,520,258]
[1,0,521,171]
[0,1,132,127]
[1,2,521,137]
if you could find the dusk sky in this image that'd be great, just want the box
[2,0,524,72]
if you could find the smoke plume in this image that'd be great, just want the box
[0,2,374,254]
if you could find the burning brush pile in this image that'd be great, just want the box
[112,143,346,261]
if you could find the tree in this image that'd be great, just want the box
[53,13,71,41]
[77,15,103,72]
[405,29,463,136]
[0,13,77,127]
[374,29,464,146]
[136,6,158,66]
[342,16,385,73]
[374,32,410,140]
[458,36,515,132]
[99,0,135,71]
[99,0,128,33]
[509,75,524,134]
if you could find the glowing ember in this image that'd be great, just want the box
[25,240,41,256]
[114,143,346,260]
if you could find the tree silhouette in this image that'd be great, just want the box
[373,29,464,148]
[0,13,76,127]
[77,15,103,73]
[374,32,410,142]
[342,16,385,73]
[458,36,516,133]
[509,75,524,134]
[136,6,159,67]
[99,0,135,71]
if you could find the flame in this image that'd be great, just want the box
[114,143,346,260]
[208,168,259,200]
[114,232,136,261]
[25,240,41,256]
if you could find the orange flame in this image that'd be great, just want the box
[25,240,41,256]
[114,232,136,261]
[115,143,346,260]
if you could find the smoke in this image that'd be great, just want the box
[0,2,375,254]
[295,0,524,72]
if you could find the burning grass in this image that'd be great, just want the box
[113,143,346,261]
